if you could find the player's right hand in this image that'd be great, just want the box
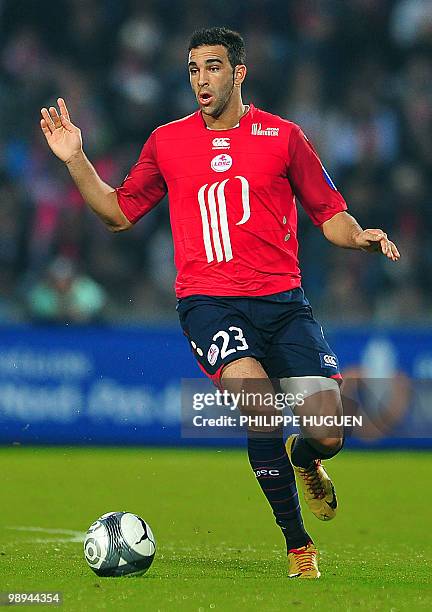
[40,98,82,163]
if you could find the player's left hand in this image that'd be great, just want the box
[354,229,400,261]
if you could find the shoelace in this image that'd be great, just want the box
[298,460,325,498]
[290,546,317,572]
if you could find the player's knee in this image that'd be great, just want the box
[321,436,343,450]
[309,437,344,459]
[313,436,344,456]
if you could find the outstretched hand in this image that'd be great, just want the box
[40,98,82,163]
[354,229,400,261]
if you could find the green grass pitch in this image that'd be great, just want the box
[1,446,431,611]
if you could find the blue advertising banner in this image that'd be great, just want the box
[0,326,193,445]
[0,326,431,447]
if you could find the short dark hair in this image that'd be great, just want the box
[188,27,246,69]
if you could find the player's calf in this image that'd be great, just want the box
[248,431,312,551]
[222,358,314,554]
[286,434,339,521]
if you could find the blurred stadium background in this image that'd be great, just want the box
[0,0,431,448]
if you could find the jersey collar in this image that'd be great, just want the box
[198,103,255,132]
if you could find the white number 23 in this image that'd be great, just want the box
[212,326,249,359]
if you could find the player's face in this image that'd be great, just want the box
[188,45,237,118]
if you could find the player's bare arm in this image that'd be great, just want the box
[321,210,400,261]
[40,98,131,232]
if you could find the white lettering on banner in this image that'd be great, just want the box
[198,176,251,263]
[0,382,81,422]
[88,381,154,425]
[0,379,181,426]
[87,381,181,425]
[0,348,92,379]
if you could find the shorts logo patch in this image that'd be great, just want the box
[320,353,338,369]
[207,343,219,366]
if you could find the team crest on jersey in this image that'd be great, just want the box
[207,343,219,366]
[251,123,279,136]
[212,137,230,150]
[211,154,232,172]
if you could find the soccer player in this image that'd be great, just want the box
[40,27,400,578]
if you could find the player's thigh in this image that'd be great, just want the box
[177,295,265,386]
[263,304,342,382]
[221,357,281,432]
[221,356,276,408]
[264,306,343,443]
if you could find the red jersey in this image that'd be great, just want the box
[116,104,347,298]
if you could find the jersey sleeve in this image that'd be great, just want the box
[116,132,167,223]
[287,125,347,226]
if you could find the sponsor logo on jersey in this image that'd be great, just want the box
[251,123,279,136]
[320,353,338,369]
[211,153,233,172]
[212,137,230,150]
[207,343,219,365]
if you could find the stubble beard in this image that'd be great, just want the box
[200,82,234,119]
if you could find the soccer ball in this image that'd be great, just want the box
[83,511,156,577]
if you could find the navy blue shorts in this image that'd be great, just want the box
[177,287,341,386]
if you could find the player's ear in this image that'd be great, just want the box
[234,65,247,86]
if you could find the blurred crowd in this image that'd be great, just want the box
[0,0,431,325]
